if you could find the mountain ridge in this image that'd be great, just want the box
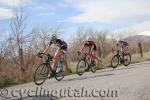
[124,35,150,42]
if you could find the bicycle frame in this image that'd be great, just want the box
[45,54,64,74]
[77,52,99,74]
[82,53,92,68]
[34,53,65,85]
[43,54,57,74]
[116,51,124,63]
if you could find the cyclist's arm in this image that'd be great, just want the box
[43,44,51,54]
[117,43,122,51]
[80,44,85,53]
[90,45,94,54]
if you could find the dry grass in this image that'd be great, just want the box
[131,51,150,63]
[0,66,35,88]
[69,51,150,73]
[0,58,40,88]
[0,51,150,88]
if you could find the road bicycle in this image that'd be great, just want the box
[111,50,131,68]
[34,53,66,85]
[76,53,99,76]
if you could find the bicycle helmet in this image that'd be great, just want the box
[51,34,57,41]
[119,40,126,43]
[86,36,92,41]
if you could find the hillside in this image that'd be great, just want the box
[124,35,150,42]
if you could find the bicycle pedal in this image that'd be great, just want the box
[47,73,51,78]
[85,68,89,72]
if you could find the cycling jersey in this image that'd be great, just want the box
[49,39,67,51]
[83,41,97,50]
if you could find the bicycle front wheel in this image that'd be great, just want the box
[123,53,131,66]
[111,55,119,68]
[76,60,86,76]
[90,57,99,73]
[34,63,49,85]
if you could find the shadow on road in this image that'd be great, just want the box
[115,61,150,71]
[62,73,114,82]
[36,61,149,85]
[60,62,144,82]
[97,64,137,74]
[5,96,58,100]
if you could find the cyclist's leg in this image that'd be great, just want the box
[90,50,96,63]
[124,46,129,54]
[61,49,67,55]
[51,47,61,70]
[122,45,128,54]
[60,46,67,59]
[120,46,123,53]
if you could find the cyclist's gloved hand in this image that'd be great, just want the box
[117,43,119,46]
[38,52,44,58]
[112,48,114,51]
[77,51,81,55]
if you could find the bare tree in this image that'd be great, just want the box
[116,29,136,40]
[0,41,8,68]
[10,0,27,72]
[75,27,88,42]
[110,32,117,43]
[92,31,108,58]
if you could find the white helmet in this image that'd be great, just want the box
[86,36,92,41]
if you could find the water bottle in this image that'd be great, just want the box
[56,60,62,73]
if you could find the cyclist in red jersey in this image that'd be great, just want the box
[78,36,97,64]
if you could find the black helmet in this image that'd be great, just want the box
[119,40,126,42]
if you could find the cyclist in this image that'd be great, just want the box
[38,34,67,71]
[78,36,97,67]
[117,40,129,54]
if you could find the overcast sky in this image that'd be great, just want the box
[0,0,150,40]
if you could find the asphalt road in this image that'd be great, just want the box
[1,61,150,100]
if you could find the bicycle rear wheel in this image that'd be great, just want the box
[34,63,49,85]
[76,60,86,76]
[55,61,67,81]
[123,53,131,66]
[90,57,99,73]
[111,55,119,68]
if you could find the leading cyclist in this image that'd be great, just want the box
[38,34,67,71]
